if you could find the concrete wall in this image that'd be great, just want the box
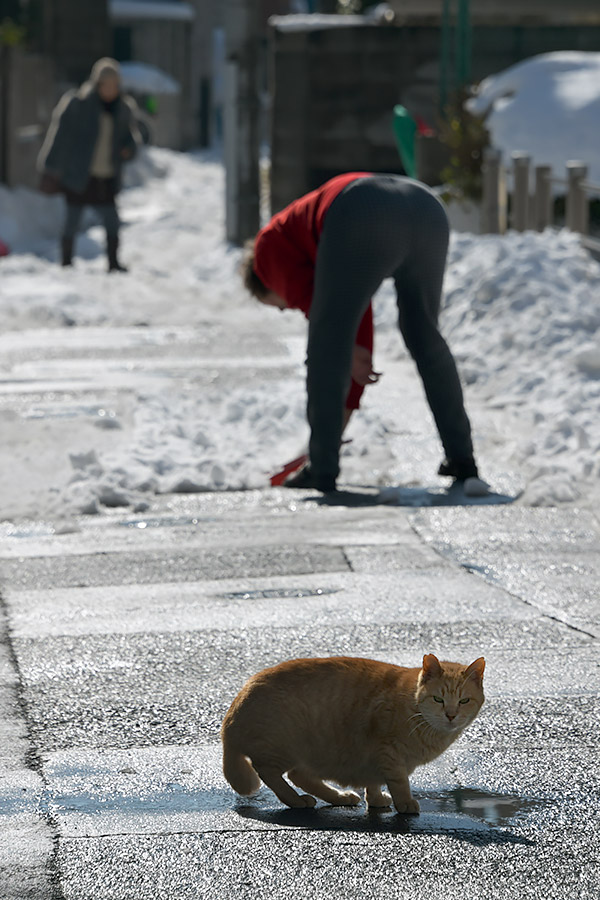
[269,17,600,213]
[0,48,56,188]
[387,1,600,25]
[270,23,406,213]
[112,15,194,149]
[40,0,111,85]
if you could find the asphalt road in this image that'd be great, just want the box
[1,492,599,900]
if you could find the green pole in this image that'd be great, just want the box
[455,0,472,89]
[464,0,472,85]
[440,0,452,116]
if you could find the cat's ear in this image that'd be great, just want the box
[421,654,442,681]
[465,657,485,685]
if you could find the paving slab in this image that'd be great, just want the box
[55,824,598,900]
[5,568,537,638]
[41,740,599,839]
[1,543,351,591]
[412,506,600,636]
[0,499,418,559]
[0,608,57,899]
[11,614,592,753]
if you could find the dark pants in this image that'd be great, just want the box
[63,176,120,240]
[63,201,120,240]
[306,175,474,482]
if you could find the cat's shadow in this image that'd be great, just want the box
[235,787,536,846]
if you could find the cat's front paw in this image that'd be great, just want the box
[335,790,361,806]
[394,797,420,815]
[367,790,392,809]
[298,794,317,808]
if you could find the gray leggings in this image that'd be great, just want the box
[307,175,474,481]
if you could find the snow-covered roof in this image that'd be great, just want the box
[269,14,367,32]
[467,51,600,187]
[270,5,395,30]
[109,1,195,23]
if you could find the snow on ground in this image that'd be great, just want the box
[467,52,600,187]
[1,146,599,521]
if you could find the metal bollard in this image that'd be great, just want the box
[566,161,589,234]
[534,165,552,232]
[511,152,530,232]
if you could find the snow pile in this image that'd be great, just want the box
[61,381,310,515]
[0,185,65,251]
[1,144,600,517]
[442,229,600,505]
[467,52,600,186]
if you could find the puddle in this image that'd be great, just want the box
[46,782,542,843]
[234,786,540,844]
[420,787,540,827]
[235,786,543,831]
[2,522,57,539]
[23,404,118,421]
[217,587,341,601]
[117,516,218,529]
[379,485,517,507]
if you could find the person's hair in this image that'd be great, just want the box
[90,57,121,88]
[241,239,269,300]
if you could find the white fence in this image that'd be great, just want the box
[481,148,600,253]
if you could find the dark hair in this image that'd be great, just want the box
[241,239,269,300]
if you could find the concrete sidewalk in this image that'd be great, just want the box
[1,487,599,899]
[1,306,598,898]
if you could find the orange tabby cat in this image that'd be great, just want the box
[221,653,485,814]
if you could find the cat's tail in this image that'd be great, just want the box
[222,739,261,796]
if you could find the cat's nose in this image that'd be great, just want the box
[446,713,456,721]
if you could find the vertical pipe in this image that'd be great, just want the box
[0,44,9,184]
[511,151,530,232]
[223,0,261,244]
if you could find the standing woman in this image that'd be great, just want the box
[38,57,140,272]
[243,172,483,493]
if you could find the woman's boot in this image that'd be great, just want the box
[107,234,127,273]
[61,237,74,266]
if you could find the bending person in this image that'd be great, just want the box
[243,172,481,493]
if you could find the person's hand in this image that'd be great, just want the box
[351,345,382,386]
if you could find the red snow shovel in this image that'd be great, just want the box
[269,453,308,486]
[269,440,352,487]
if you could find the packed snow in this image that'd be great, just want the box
[467,52,600,187]
[1,144,599,522]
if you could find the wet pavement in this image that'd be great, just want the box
[0,324,599,899]
[1,494,599,899]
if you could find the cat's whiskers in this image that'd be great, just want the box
[407,712,428,740]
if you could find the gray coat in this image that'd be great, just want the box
[38,82,140,194]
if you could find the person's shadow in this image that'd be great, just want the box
[308,482,517,508]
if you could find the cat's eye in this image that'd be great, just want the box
[459,698,470,705]
[433,696,444,704]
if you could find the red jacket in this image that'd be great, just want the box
[254,172,374,409]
